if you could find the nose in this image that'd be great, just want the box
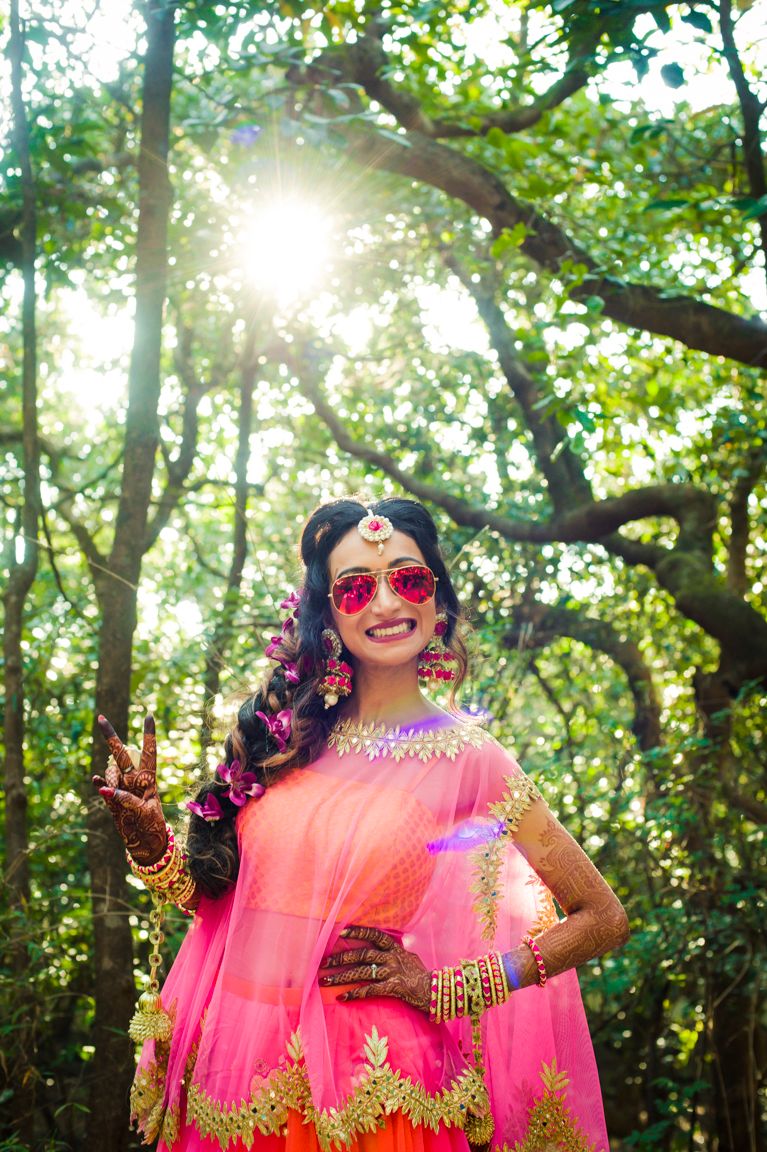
[370,572,400,614]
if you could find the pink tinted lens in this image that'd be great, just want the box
[332,573,378,614]
[388,565,435,604]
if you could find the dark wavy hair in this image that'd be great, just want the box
[187,497,468,899]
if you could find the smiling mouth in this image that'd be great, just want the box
[366,620,416,640]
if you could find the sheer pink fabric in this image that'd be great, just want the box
[135,722,609,1151]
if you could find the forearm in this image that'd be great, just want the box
[502,890,630,990]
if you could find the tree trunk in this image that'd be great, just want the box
[2,2,42,1142]
[84,4,176,1149]
[695,669,765,1152]
[202,326,257,742]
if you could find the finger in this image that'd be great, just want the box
[137,714,158,793]
[97,715,117,740]
[99,722,136,774]
[104,763,122,789]
[92,775,107,789]
[321,948,384,969]
[340,925,395,950]
[338,984,377,1002]
[99,785,139,810]
[319,965,378,987]
[98,787,140,824]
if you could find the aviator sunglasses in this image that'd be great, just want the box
[329,564,438,616]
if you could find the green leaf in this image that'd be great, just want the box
[660,63,685,89]
[741,194,767,220]
[681,10,713,33]
[574,407,597,433]
[644,198,691,212]
[490,222,528,258]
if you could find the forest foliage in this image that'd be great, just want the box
[1,1,766,1149]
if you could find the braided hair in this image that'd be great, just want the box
[187,497,468,898]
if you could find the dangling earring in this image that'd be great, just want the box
[317,628,353,708]
[418,611,458,682]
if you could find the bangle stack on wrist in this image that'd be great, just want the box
[429,951,511,1024]
[127,823,197,915]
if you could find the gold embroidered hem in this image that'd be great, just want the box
[469,774,543,940]
[184,1027,489,1152]
[328,718,493,762]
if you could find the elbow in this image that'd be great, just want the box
[610,900,630,950]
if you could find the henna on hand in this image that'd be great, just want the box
[319,925,432,1013]
[93,713,168,865]
[505,802,630,990]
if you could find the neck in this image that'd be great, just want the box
[338,661,444,729]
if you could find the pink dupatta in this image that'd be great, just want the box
[131,719,608,1152]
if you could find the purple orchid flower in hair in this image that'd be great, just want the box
[279,589,302,615]
[218,759,265,807]
[186,792,225,822]
[255,708,292,753]
[264,634,283,659]
[282,661,301,685]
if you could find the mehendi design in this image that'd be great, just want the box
[94,714,169,865]
[510,815,629,983]
[319,925,432,1013]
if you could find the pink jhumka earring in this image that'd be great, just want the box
[317,628,353,708]
[418,611,458,682]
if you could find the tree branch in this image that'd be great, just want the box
[503,601,663,751]
[341,33,592,140]
[727,449,764,596]
[290,54,767,367]
[145,317,216,548]
[443,253,593,510]
[719,0,767,288]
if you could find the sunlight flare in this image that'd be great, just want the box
[240,198,333,302]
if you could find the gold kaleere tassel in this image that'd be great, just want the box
[129,893,173,1046]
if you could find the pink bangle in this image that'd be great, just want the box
[429,970,440,1022]
[522,933,548,987]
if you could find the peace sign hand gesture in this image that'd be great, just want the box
[319,926,432,1014]
[93,713,168,866]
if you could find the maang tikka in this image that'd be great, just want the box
[418,611,458,682]
[357,509,393,555]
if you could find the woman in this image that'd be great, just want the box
[95,496,629,1152]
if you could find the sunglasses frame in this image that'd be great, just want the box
[328,564,439,616]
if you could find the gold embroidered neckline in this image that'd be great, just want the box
[327,717,493,761]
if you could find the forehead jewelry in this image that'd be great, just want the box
[357,509,393,555]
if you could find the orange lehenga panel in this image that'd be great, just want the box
[161,1107,472,1152]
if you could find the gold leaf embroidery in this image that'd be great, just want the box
[185,1026,489,1152]
[328,719,493,762]
[469,774,542,940]
[130,1039,170,1144]
[500,1059,597,1152]
[527,876,560,937]
[540,1058,570,1096]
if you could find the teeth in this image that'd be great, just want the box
[368,622,413,638]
